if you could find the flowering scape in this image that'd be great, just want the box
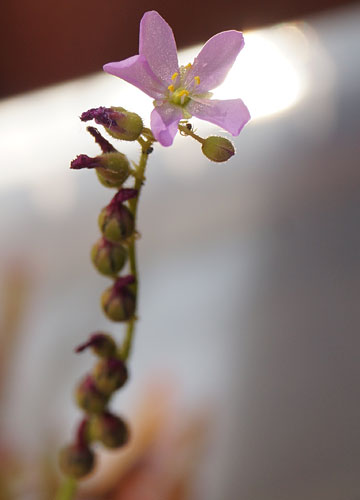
[58,10,250,495]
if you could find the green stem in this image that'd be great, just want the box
[120,136,154,360]
[55,477,77,500]
[178,123,204,144]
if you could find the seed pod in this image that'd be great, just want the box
[71,151,130,188]
[93,357,128,395]
[90,412,129,449]
[75,375,108,414]
[81,106,143,142]
[91,237,127,276]
[96,152,130,187]
[75,332,117,358]
[59,444,95,478]
[101,276,136,322]
[201,136,235,162]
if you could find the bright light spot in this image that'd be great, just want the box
[215,25,309,119]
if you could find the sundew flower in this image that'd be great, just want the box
[103,10,250,146]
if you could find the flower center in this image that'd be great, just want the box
[167,65,201,108]
[170,88,190,106]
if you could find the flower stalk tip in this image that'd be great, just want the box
[103,10,250,146]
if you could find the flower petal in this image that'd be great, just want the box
[185,31,244,92]
[187,98,250,136]
[150,103,182,146]
[139,11,179,84]
[103,54,166,99]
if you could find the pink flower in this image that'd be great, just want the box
[103,11,250,147]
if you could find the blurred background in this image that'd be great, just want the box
[1,1,360,499]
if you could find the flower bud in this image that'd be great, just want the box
[91,237,127,276]
[59,444,95,478]
[81,106,143,141]
[75,375,108,414]
[75,332,117,358]
[98,189,137,243]
[93,357,128,395]
[98,205,134,242]
[90,412,129,449]
[101,275,136,322]
[201,136,235,162]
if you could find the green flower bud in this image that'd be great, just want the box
[93,357,128,395]
[75,375,108,414]
[201,136,235,162]
[106,107,143,142]
[75,332,117,358]
[59,444,95,478]
[101,276,136,322]
[98,205,134,243]
[96,152,130,187]
[91,237,127,276]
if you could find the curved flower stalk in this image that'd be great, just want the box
[57,10,250,500]
[104,10,250,146]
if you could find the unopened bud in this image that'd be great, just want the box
[75,332,117,358]
[93,357,128,395]
[201,136,235,163]
[81,106,143,142]
[90,412,129,449]
[101,275,136,322]
[59,444,94,478]
[91,237,127,276]
[75,375,108,414]
[98,189,137,243]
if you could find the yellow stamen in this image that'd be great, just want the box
[178,89,189,97]
[171,72,179,81]
[185,63,192,69]
[194,76,200,85]
[168,84,175,92]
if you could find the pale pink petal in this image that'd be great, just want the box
[150,103,182,146]
[185,31,244,93]
[139,11,179,84]
[187,98,250,136]
[103,55,166,99]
